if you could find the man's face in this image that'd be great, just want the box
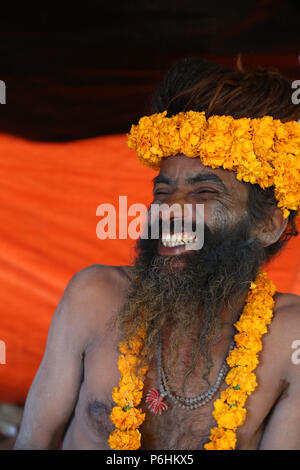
[152,153,249,257]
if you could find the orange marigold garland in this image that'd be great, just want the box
[108,327,148,450]
[127,111,300,218]
[204,269,276,450]
[108,269,276,450]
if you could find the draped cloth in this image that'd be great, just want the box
[0,133,299,403]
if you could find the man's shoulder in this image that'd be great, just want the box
[67,263,133,308]
[70,263,132,289]
[274,291,300,321]
[268,291,300,380]
[56,264,132,329]
[69,264,131,294]
[272,291,300,336]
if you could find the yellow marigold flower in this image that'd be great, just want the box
[234,315,268,335]
[118,354,148,376]
[213,399,246,430]
[246,289,275,308]
[225,367,257,394]
[226,349,258,371]
[118,354,140,374]
[119,335,144,355]
[234,331,262,353]
[251,116,276,161]
[241,304,273,323]
[199,115,235,166]
[108,429,142,450]
[178,111,207,157]
[203,441,217,450]
[204,427,237,450]
[112,382,143,408]
[110,406,146,431]
[119,373,144,389]
[220,387,247,407]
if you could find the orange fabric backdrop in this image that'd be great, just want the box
[0,132,299,404]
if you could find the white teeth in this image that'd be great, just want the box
[161,232,198,247]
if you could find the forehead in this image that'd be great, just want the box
[157,154,247,194]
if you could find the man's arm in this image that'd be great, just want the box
[14,265,110,449]
[259,374,300,449]
[259,300,300,450]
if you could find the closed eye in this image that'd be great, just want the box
[195,190,218,195]
[196,190,216,193]
[154,190,218,196]
[153,190,170,196]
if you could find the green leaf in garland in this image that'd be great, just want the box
[123,405,132,412]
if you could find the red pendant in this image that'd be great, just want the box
[146,389,168,415]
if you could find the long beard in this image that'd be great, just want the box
[118,216,266,386]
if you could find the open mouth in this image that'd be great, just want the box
[158,230,199,257]
[160,231,198,247]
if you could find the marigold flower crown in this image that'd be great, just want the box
[127,110,300,218]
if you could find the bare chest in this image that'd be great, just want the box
[73,337,284,450]
[139,372,220,450]
[138,365,260,450]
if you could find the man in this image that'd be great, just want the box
[14,58,300,450]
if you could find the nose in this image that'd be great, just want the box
[161,189,187,206]
[158,190,189,216]
[158,194,197,234]
[159,193,186,226]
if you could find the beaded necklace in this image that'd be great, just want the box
[145,337,234,413]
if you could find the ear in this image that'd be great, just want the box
[253,207,288,247]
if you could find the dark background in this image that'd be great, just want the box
[0,0,299,141]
